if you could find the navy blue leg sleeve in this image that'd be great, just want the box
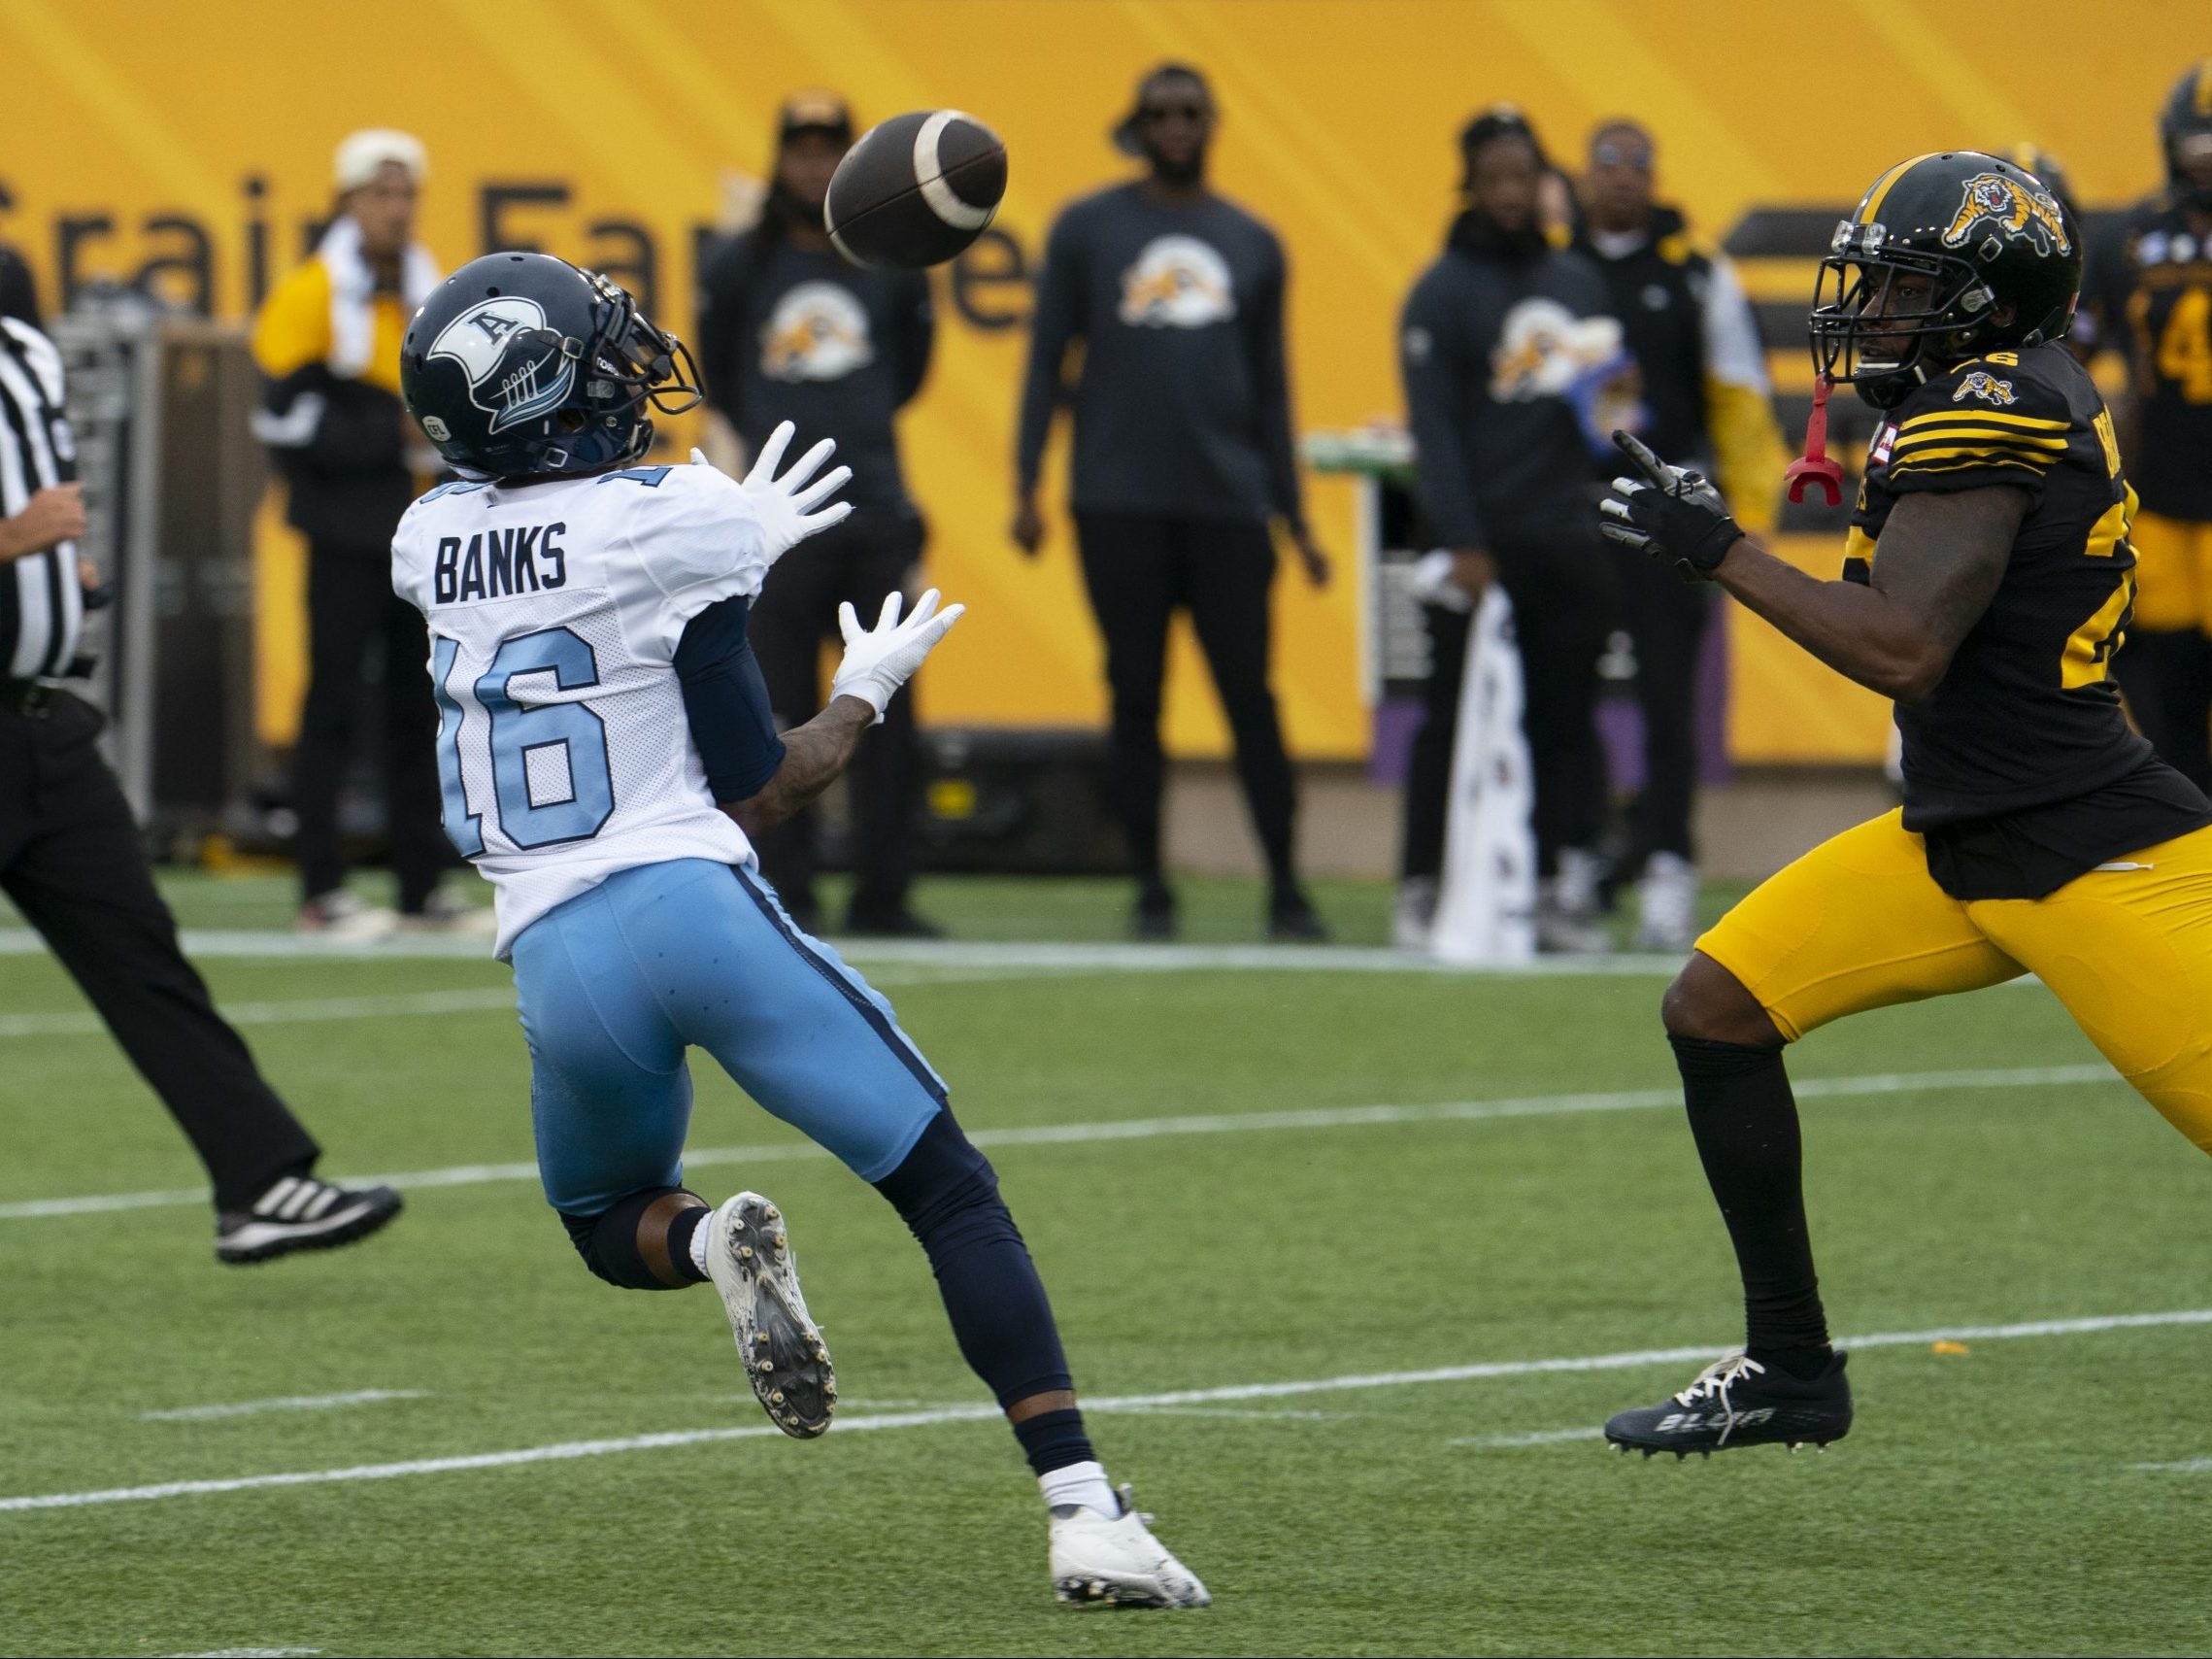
[873,1110,1076,1408]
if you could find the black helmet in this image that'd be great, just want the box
[401,252,700,480]
[1809,151,2082,410]
[2001,143,2080,226]
[2162,59,2212,211]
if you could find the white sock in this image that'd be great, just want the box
[1039,1459,1118,1517]
[687,1207,715,1279]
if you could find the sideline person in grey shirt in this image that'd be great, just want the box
[1013,62,1329,942]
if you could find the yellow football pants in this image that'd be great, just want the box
[2127,512,2212,634]
[1697,809,2212,1153]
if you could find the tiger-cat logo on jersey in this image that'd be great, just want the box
[1941,173,2071,258]
[1952,371,2018,406]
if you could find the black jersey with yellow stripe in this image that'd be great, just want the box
[1846,343,2212,897]
[2108,196,2212,522]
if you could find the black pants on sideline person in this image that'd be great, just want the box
[749,511,925,926]
[294,541,448,911]
[1074,511,1298,889]
[1401,537,1614,882]
[1,689,319,1209]
[1613,545,1711,863]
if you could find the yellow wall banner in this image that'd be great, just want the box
[0,0,2187,762]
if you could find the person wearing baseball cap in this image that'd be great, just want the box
[695,92,943,937]
[251,130,473,939]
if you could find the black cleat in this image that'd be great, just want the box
[1604,1350,1852,1456]
[216,1173,403,1265]
[704,1192,835,1439]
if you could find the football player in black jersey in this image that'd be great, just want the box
[1594,151,2212,1456]
[2100,62,2212,792]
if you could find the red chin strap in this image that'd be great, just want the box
[1783,374,1846,506]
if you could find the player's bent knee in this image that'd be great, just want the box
[873,1109,1020,1248]
[559,1186,708,1290]
[1662,951,1784,1048]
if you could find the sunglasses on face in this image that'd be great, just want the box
[1592,143,1653,172]
[1141,102,1210,123]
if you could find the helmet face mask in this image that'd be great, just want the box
[1807,153,2081,411]
[402,253,702,481]
[1811,225,2000,410]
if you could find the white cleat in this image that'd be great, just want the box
[1049,1484,1211,1609]
[702,1192,835,1439]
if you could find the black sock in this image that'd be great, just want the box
[1668,1033,1831,1372]
[666,1204,710,1284]
[1012,1406,1097,1479]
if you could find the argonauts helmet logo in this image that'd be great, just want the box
[1941,172,2071,258]
[427,296,579,434]
[758,283,876,383]
[1118,236,1237,328]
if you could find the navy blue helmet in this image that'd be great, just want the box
[401,252,700,479]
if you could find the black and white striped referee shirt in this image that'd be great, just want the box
[0,316,84,681]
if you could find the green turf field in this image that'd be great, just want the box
[3,871,2210,1657]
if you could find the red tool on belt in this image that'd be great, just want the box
[1783,374,1846,506]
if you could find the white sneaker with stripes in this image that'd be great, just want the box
[216,1172,404,1265]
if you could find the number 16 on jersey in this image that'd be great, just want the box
[431,627,617,857]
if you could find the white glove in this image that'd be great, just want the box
[708,420,853,561]
[830,588,966,724]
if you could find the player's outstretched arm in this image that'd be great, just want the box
[723,590,965,837]
[1601,432,2026,703]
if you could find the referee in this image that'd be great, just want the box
[0,313,401,1264]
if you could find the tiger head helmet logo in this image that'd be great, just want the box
[1941,172,2071,258]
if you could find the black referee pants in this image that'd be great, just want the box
[1,692,318,1209]
[747,511,924,922]
[1400,538,1614,882]
[1613,544,1711,863]
[293,540,448,912]
[1074,512,1297,887]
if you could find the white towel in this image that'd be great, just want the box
[317,216,441,380]
[1428,583,1537,965]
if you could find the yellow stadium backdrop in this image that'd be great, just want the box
[0,0,2191,762]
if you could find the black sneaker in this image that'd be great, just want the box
[1131,881,1178,941]
[1604,1350,1852,1458]
[1268,888,1328,942]
[216,1173,403,1265]
[844,905,945,939]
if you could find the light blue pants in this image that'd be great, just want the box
[510,859,947,1214]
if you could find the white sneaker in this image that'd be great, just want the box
[1635,852,1699,952]
[1391,877,1438,950]
[296,891,397,941]
[702,1192,835,1439]
[1049,1484,1211,1608]
[397,886,498,936]
[1536,848,1611,955]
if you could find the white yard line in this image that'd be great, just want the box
[0,990,519,1040]
[4,1305,2205,1515]
[137,1390,427,1423]
[1446,1427,1608,1449]
[2137,1458,2212,1473]
[0,926,1687,974]
[0,1062,2122,1223]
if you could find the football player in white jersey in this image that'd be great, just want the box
[393,253,1204,1608]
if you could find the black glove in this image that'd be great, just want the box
[1598,430,1743,579]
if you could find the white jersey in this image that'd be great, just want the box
[391,461,772,959]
